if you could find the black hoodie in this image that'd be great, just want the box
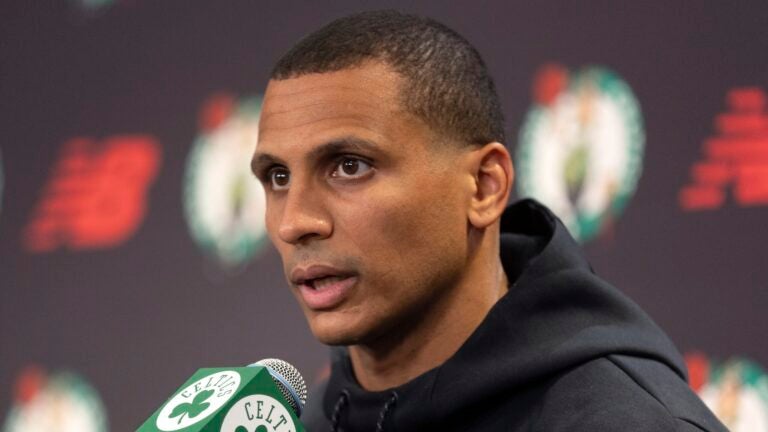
[302,199,726,431]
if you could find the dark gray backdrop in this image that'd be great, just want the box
[2,1,767,429]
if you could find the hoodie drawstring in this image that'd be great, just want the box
[329,389,399,432]
[375,391,399,432]
[330,389,350,432]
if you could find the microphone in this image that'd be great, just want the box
[249,358,308,418]
[137,358,308,432]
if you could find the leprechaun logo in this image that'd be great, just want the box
[156,370,242,431]
[516,64,645,242]
[184,93,268,268]
[2,366,108,432]
[688,356,768,432]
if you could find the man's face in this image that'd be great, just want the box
[254,61,473,346]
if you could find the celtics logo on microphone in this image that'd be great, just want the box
[156,371,242,431]
[220,395,297,432]
[138,364,306,432]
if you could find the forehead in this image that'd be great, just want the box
[257,62,416,154]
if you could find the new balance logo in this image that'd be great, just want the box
[680,87,768,210]
[23,135,162,252]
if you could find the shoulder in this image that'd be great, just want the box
[531,355,726,432]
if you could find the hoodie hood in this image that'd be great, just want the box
[319,199,686,431]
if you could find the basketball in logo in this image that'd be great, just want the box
[184,94,269,269]
[2,366,108,432]
[517,64,645,242]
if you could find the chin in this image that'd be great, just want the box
[306,311,370,346]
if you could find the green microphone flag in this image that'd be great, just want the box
[137,365,306,432]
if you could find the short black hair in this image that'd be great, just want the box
[271,10,505,146]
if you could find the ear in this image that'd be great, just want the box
[467,142,514,229]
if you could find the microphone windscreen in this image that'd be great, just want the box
[251,358,308,417]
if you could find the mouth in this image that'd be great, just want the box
[291,266,358,310]
[301,275,350,289]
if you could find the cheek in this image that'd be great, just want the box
[264,198,285,242]
[346,182,468,287]
[263,200,294,269]
[264,207,279,242]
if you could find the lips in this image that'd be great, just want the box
[290,265,357,310]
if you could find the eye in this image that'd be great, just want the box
[331,157,373,179]
[267,167,291,190]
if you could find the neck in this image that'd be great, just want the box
[348,231,507,391]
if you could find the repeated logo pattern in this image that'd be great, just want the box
[22,135,161,252]
[679,87,768,210]
[687,353,768,431]
[517,64,645,242]
[184,95,266,268]
[2,366,108,432]
[183,93,268,268]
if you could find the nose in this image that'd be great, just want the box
[276,182,332,245]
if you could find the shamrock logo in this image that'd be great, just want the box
[170,389,214,424]
[234,426,268,432]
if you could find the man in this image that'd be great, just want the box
[253,10,726,432]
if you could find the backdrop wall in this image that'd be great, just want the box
[2,1,766,430]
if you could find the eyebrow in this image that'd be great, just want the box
[251,152,284,179]
[251,137,380,178]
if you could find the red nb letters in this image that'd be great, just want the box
[23,135,162,252]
